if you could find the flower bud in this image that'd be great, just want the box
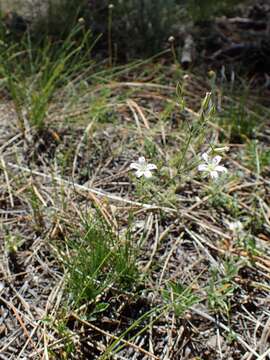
[208,70,216,79]
[201,92,212,111]
[78,17,85,25]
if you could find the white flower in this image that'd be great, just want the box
[198,152,227,179]
[227,221,244,234]
[131,220,145,232]
[130,157,157,178]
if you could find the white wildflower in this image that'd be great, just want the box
[132,220,145,232]
[227,220,244,234]
[130,157,157,179]
[198,152,227,179]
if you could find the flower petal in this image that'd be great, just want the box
[216,165,227,173]
[138,156,146,164]
[212,155,222,165]
[210,170,219,179]
[130,162,140,170]
[198,164,208,171]
[143,170,153,178]
[201,152,209,162]
[147,163,157,170]
[135,170,144,178]
[228,221,243,232]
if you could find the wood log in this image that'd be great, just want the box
[181,34,194,69]
[227,17,267,30]
[210,43,257,61]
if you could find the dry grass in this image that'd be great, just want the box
[0,64,270,360]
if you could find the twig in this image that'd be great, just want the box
[143,215,159,272]
[127,99,143,136]
[158,232,183,286]
[127,99,150,129]
[1,157,14,207]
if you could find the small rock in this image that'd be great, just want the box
[206,334,224,349]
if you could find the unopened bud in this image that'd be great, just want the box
[168,36,175,43]
[78,17,85,25]
[109,4,114,9]
[208,70,216,78]
[202,92,212,110]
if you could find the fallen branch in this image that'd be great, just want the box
[227,17,267,30]
[210,43,257,60]
[181,34,194,69]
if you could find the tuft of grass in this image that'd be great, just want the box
[64,211,139,307]
[244,140,270,175]
[218,94,261,143]
[0,22,95,131]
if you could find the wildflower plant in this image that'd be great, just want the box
[174,90,215,174]
[130,157,157,179]
[198,152,227,180]
[226,220,244,235]
[129,88,230,211]
[2,12,270,360]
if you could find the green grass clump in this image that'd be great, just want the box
[0,22,94,131]
[244,140,270,175]
[219,101,259,143]
[64,213,139,307]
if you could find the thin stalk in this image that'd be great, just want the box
[108,4,114,68]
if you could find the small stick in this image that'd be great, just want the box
[128,99,150,129]
[1,156,14,207]
[127,99,143,136]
